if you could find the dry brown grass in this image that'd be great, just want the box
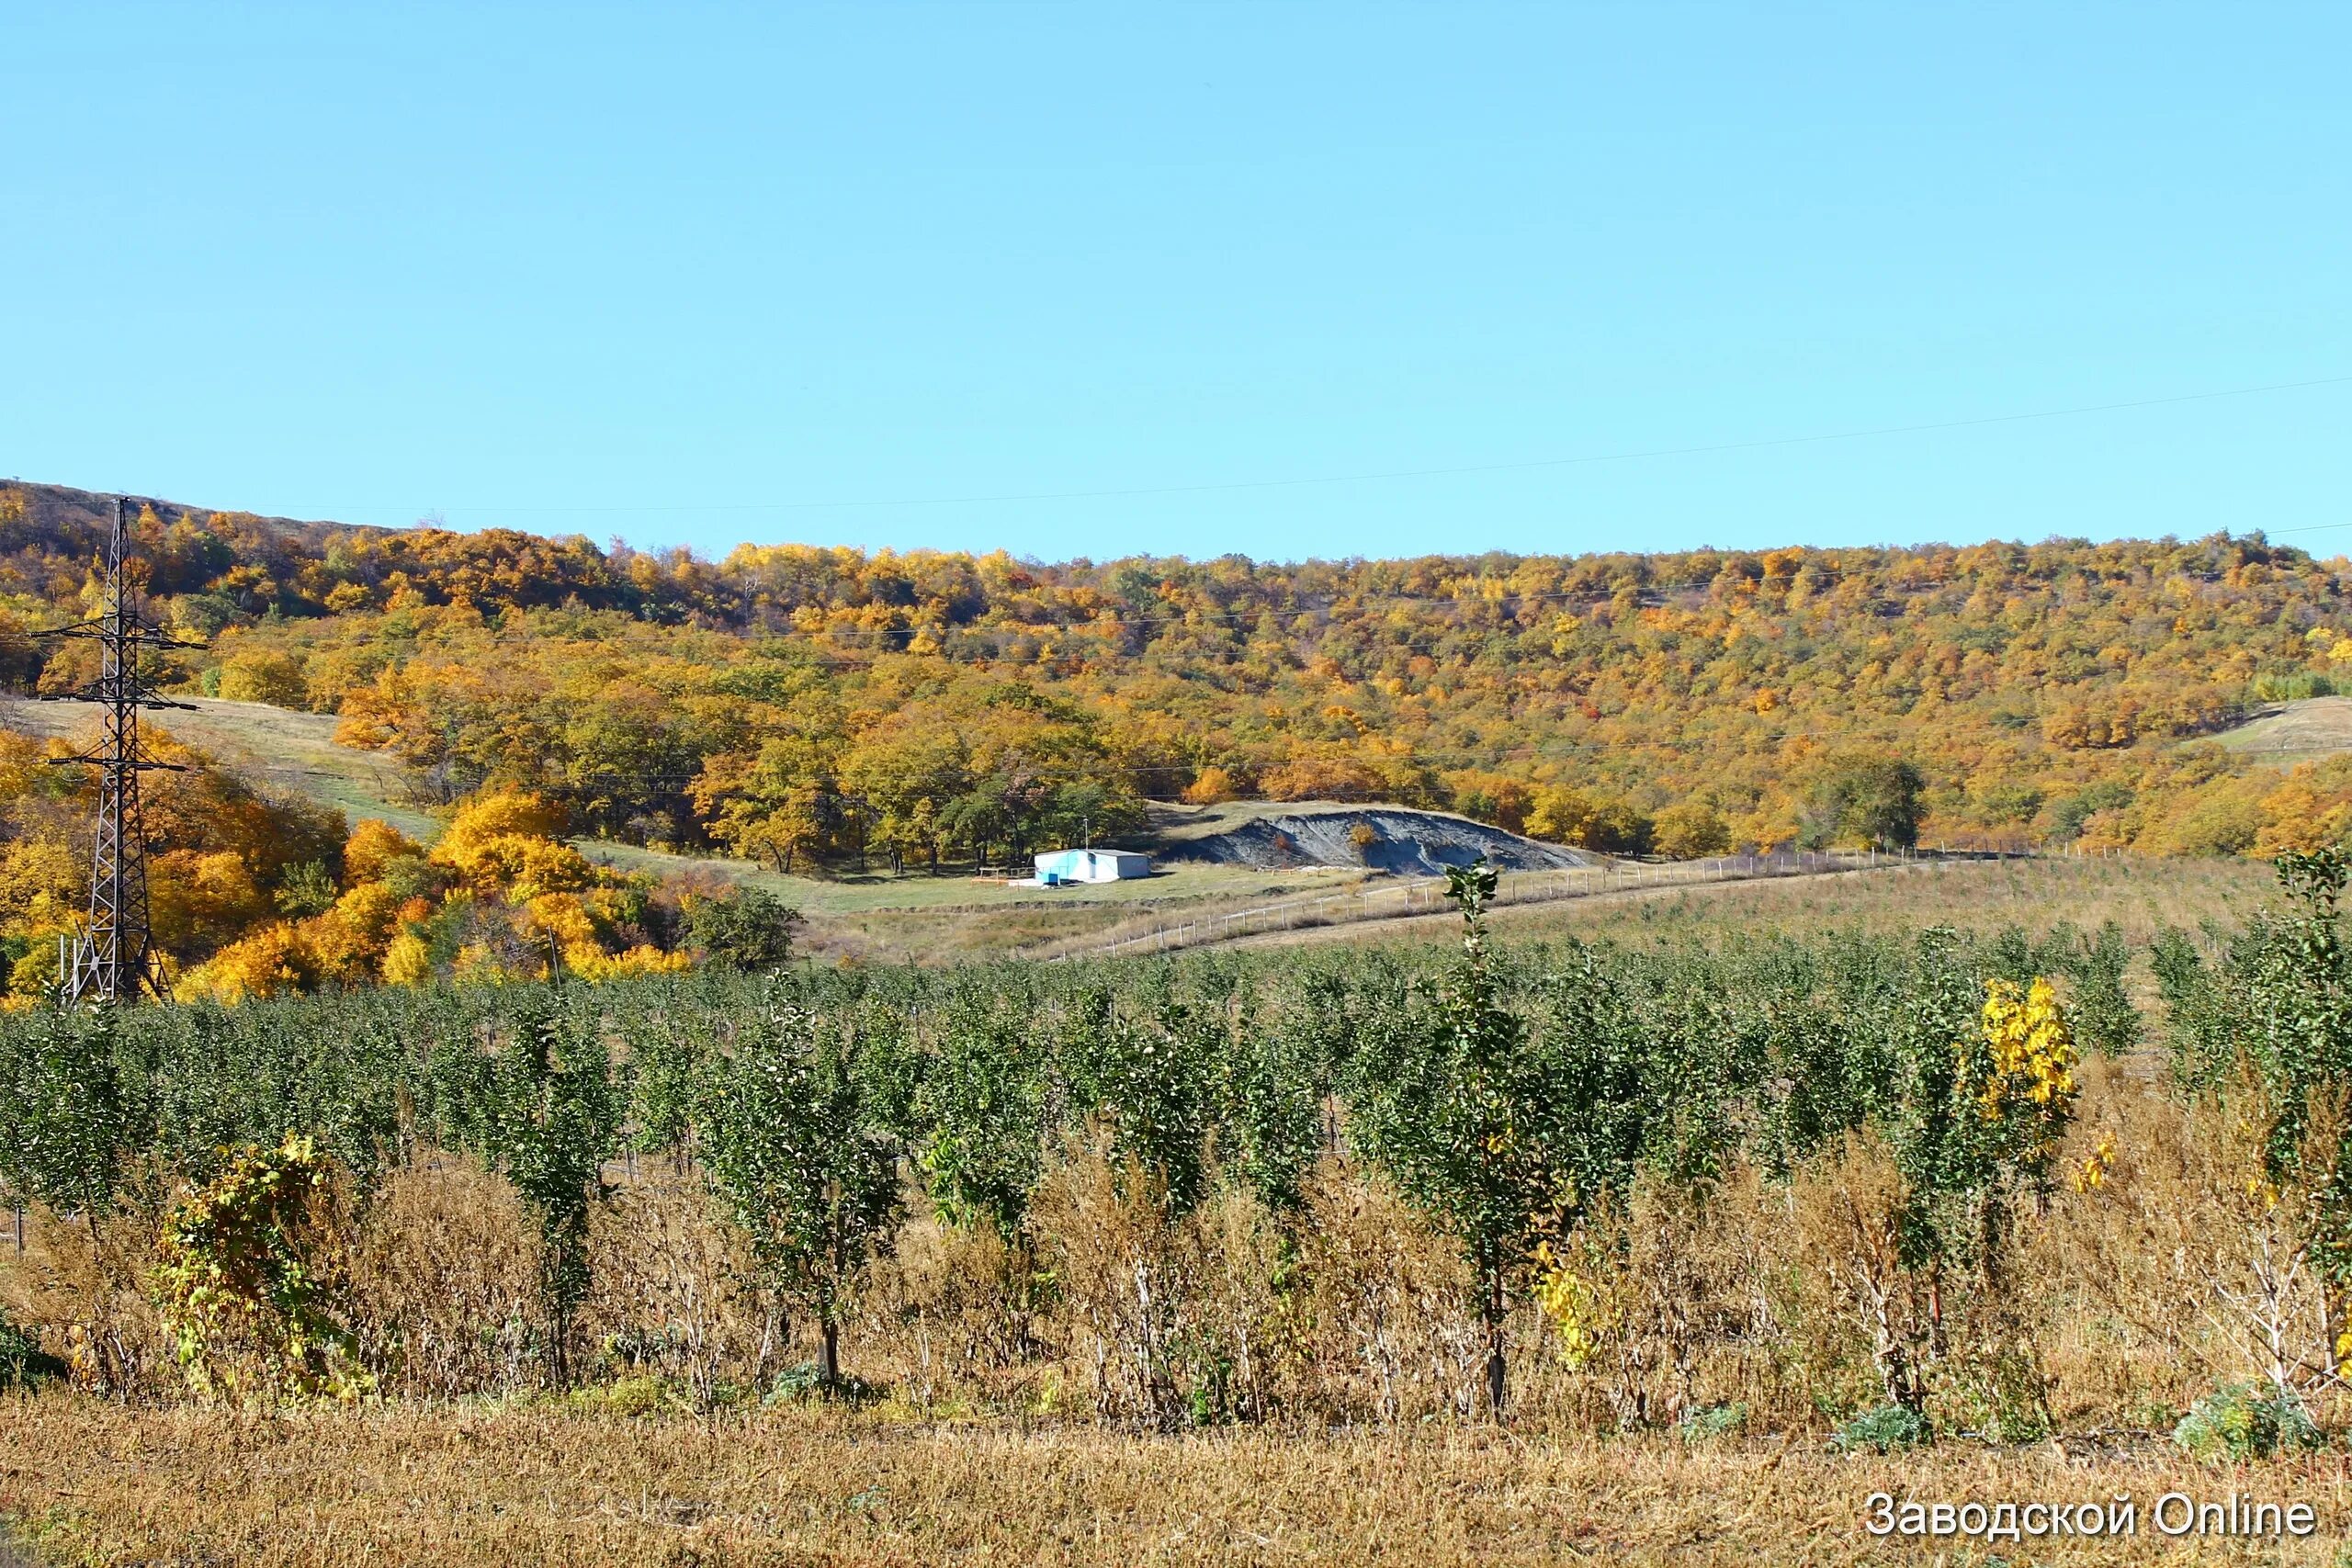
[5,1396,2349,1565]
[14,995,2352,1562]
[348,1156,544,1399]
[0,1064,2322,1433]
[1231,856,2277,958]
[0,1206,165,1403]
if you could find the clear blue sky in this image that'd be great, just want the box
[6,2,2347,564]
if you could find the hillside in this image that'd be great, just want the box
[0,694,436,843]
[2210,695,2352,761]
[0,692,1607,964]
[6,479,2352,878]
[0,479,367,553]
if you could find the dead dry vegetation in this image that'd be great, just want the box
[4,1063,2351,1563]
[10,1397,2352,1567]
[1275,854,2280,957]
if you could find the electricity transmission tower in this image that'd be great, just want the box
[39,497,200,1002]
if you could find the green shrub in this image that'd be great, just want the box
[1678,1402,1747,1442]
[688,886,800,970]
[0,1310,65,1391]
[764,1361,828,1404]
[2173,1382,2321,1461]
[1835,1404,1931,1453]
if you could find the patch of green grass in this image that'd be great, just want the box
[1834,1404,1930,1453]
[0,694,437,840]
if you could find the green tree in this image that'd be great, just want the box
[688,886,801,970]
[433,996,622,1384]
[910,988,1050,1239]
[1346,859,1579,1416]
[694,1002,904,1389]
[2062,920,2142,1057]
[1804,755,1925,850]
[0,1007,127,1221]
[2167,852,2352,1326]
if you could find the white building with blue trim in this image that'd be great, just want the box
[1032,848,1152,885]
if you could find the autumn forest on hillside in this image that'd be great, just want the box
[2,483,2351,997]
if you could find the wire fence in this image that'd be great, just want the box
[1059,845,2047,961]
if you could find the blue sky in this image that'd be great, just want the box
[5,3,2347,563]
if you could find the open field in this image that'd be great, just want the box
[1147,854,2277,962]
[0,695,440,844]
[1340,853,2265,947]
[791,852,2229,966]
[1481,852,2277,945]
[2210,696,2352,763]
[4,1398,2345,1567]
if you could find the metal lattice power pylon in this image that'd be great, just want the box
[38,497,201,1002]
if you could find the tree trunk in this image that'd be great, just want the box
[1484,1270,1508,1418]
[548,1301,571,1389]
[820,1316,841,1390]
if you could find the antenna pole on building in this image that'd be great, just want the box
[36,497,203,1003]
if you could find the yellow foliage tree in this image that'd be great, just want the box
[184,923,314,1004]
[381,931,434,986]
[214,648,310,707]
[1651,801,1731,861]
[429,791,592,897]
[343,818,423,884]
[1182,765,1239,806]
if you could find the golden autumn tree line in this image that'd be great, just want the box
[0,725,794,1003]
[7,486,2352,881]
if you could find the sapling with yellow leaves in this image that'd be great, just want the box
[1346,858,1600,1417]
[152,1133,371,1407]
[1818,932,2084,1423]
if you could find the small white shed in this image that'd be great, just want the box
[1034,848,1152,885]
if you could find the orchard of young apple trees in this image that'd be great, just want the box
[4,858,2348,1450]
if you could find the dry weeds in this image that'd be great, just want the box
[12,949,2352,1562]
[5,1396,2350,1565]
[1240,856,2277,957]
